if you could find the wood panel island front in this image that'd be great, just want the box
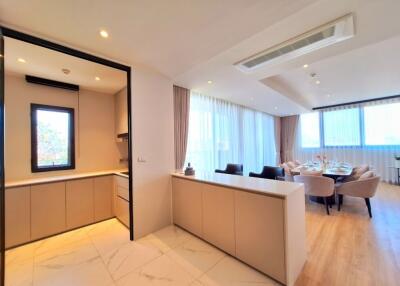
[171,172,306,286]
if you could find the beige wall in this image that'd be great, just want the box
[5,74,123,181]
[131,66,174,238]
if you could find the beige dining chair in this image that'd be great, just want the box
[336,171,380,218]
[294,175,335,215]
[344,164,370,182]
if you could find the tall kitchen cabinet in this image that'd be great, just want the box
[114,87,128,136]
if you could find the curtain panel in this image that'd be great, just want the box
[280,115,299,163]
[185,92,276,175]
[173,85,190,170]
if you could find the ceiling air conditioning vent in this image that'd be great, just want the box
[235,14,354,72]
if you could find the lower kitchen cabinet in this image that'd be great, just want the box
[235,191,286,283]
[66,178,94,229]
[202,184,235,255]
[5,186,31,248]
[94,176,113,221]
[31,182,66,240]
[115,196,129,227]
[172,177,203,237]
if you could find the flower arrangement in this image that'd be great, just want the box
[316,154,328,168]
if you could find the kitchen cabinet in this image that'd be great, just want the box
[31,182,66,240]
[235,191,286,283]
[94,176,113,222]
[115,196,129,227]
[5,186,31,248]
[66,178,94,229]
[115,175,129,201]
[172,177,203,237]
[202,184,235,255]
[115,87,128,136]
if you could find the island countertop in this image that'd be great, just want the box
[172,171,303,198]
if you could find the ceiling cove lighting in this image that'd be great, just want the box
[95,76,101,81]
[99,30,109,38]
[17,58,26,63]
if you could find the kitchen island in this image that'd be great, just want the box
[171,172,306,286]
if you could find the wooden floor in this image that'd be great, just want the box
[296,182,400,286]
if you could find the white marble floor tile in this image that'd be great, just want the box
[138,225,193,254]
[5,257,34,286]
[115,254,195,286]
[88,224,130,257]
[166,237,226,279]
[196,256,279,286]
[102,240,163,280]
[33,256,113,286]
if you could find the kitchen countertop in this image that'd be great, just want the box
[6,169,129,188]
[172,171,303,198]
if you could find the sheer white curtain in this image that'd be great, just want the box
[185,91,276,175]
[294,98,400,183]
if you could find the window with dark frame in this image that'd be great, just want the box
[31,103,75,172]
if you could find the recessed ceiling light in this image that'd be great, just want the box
[274,106,278,110]
[62,68,70,75]
[250,97,254,101]
[17,58,26,63]
[315,80,320,85]
[99,30,109,38]
[95,76,101,81]
[303,64,309,68]
[326,94,331,97]
[207,80,213,84]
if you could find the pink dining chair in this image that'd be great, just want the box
[294,175,335,215]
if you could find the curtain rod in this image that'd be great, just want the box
[312,94,400,110]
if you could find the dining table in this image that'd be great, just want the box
[291,163,354,205]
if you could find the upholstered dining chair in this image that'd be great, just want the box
[336,171,380,218]
[249,166,284,180]
[294,175,335,215]
[280,163,294,182]
[343,164,370,182]
[215,163,243,176]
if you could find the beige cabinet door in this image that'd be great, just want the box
[115,88,128,135]
[115,196,129,227]
[172,177,203,237]
[5,187,31,248]
[31,182,66,240]
[235,191,286,284]
[66,179,94,229]
[94,176,113,222]
[202,184,235,255]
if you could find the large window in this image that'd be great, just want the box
[31,104,75,172]
[364,102,400,146]
[185,92,276,174]
[300,101,400,148]
[300,112,320,148]
[323,108,360,146]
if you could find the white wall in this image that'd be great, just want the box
[5,74,123,181]
[131,66,174,238]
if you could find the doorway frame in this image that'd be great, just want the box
[0,26,135,247]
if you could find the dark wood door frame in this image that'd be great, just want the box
[0,27,135,246]
[0,27,5,286]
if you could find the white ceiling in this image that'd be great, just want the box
[1,0,400,115]
[4,37,126,94]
